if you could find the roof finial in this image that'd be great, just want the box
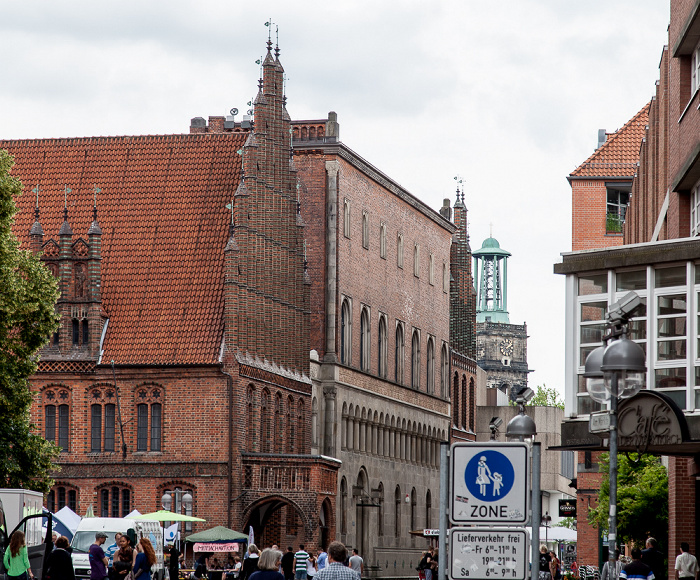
[63,185,72,221]
[264,19,273,53]
[93,185,101,221]
[275,25,280,59]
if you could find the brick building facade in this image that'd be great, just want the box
[558,1,700,573]
[3,41,338,551]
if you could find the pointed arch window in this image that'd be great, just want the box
[360,307,370,372]
[397,234,404,269]
[377,482,385,537]
[343,199,351,238]
[378,316,388,378]
[453,373,459,427]
[341,299,352,365]
[441,344,450,398]
[275,393,284,453]
[395,323,405,384]
[394,485,401,537]
[261,390,271,453]
[287,395,295,453]
[411,330,421,390]
[461,376,467,429]
[429,253,435,285]
[380,223,387,259]
[426,337,435,393]
[45,402,69,452]
[340,477,348,534]
[426,489,432,528]
[410,488,417,531]
[362,211,369,249]
[297,400,305,453]
[414,244,420,277]
[469,377,476,431]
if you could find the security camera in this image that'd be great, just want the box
[607,291,643,324]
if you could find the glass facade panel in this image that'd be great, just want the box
[655,266,686,287]
[580,345,600,366]
[661,389,686,409]
[578,274,607,296]
[577,394,603,415]
[655,367,686,389]
[580,324,607,344]
[658,294,687,315]
[617,269,647,291]
[658,317,687,337]
[657,340,687,361]
[628,319,647,340]
[581,301,607,322]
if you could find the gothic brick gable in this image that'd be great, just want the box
[2,133,247,365]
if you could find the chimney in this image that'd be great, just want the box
[597,129,607,149]
[439,199,452,221]
[190,117,206,134]
[326,112,340,142]
[208,116,225,133]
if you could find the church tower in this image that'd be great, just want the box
[474,234,531,403]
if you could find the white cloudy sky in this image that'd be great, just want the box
[1,0,670,395]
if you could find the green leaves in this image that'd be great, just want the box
[587,452,668,548]
[525,384,564,409]
[0,149,61,493]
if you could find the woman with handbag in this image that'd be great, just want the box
[3,531,35,580]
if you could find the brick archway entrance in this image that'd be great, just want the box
[244,498,307,549]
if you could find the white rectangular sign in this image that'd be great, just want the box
[449,527,530,580]
[450,442,529,525]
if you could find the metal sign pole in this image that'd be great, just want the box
[439,442,449,580]
[531,442,541,580]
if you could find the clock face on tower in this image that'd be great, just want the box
[500,338,514,357]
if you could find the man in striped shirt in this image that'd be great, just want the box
[294,545,310,580]
[621,548,655,580]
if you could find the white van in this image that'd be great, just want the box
[71,517,164,580]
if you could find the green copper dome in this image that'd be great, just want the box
[472,237,512,258]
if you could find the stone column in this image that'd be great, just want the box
[323,386,336,456]
[324,160,340,361]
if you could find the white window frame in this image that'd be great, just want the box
[691,181,700,237]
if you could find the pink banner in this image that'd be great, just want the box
[193,542,240,553]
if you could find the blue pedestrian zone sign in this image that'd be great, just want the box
[450,442,529,525]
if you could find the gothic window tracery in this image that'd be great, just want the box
[135,385,163,452]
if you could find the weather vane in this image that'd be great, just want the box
[64,185,72,208]
[32,185,40,208]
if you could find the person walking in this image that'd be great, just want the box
[282,547,295,580]
[601,550,622,580]
[642,538,665,580]
[46,536,76,580]
[306,553,317,580]
[539,546,552,580]
[549,552,562,580]
[317,549,328,572]
[621,548,655,580]
[90,532,109,580]
[133,537,157,580]
[348,550,363,578]
[314,542,360,580]
[249,549,284,580]
[675,543,699,580]
[4,531,35,580]
[293,546,310,580]
[240,545,261,580]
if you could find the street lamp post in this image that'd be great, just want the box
[542,512,551,545]
[584,291,646,576]
[506,388,537,580]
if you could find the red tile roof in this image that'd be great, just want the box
[570,103,650,177]
[2,133,247,365]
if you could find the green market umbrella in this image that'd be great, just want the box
[184,526,248,543]
[136,510,206,522]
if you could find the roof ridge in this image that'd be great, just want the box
[0,131,250,146]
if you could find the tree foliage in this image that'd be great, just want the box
[0,149,61,492]
[526,384,564,409]
[587,452,668,548]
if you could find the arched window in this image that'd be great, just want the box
[411,488,417,531]
[377,482,384,537]
[413,244,420,277]
[247,386,255,452]
[287,395,295,453]
[469,378,476,432]
[461,376,468,430]
[380,223,387,259]
[341,299,351,365]
[362,211,369,249]
[360,308,370,372]
[426,338,435,393]
[45,400,69,452]
[72,319,80,346]
[47,485,78,513]
[137,402,161,452]
[453,373,459,427]
[99,485,131,518]
[82,320,89,345]
[261,390,271,453]
[426,489,432,528]
[275,393,284,453]
[91,404,102,452]
[429,253,435,285]
[441,344,449,398]
[340,477,348,534]
[395,323,404,384]
[394,485,401,537]
[397,234,404,269]
[378,316,388,378]
[343,199,351,238]
[411,330,420,390]
[297,400,305,453]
